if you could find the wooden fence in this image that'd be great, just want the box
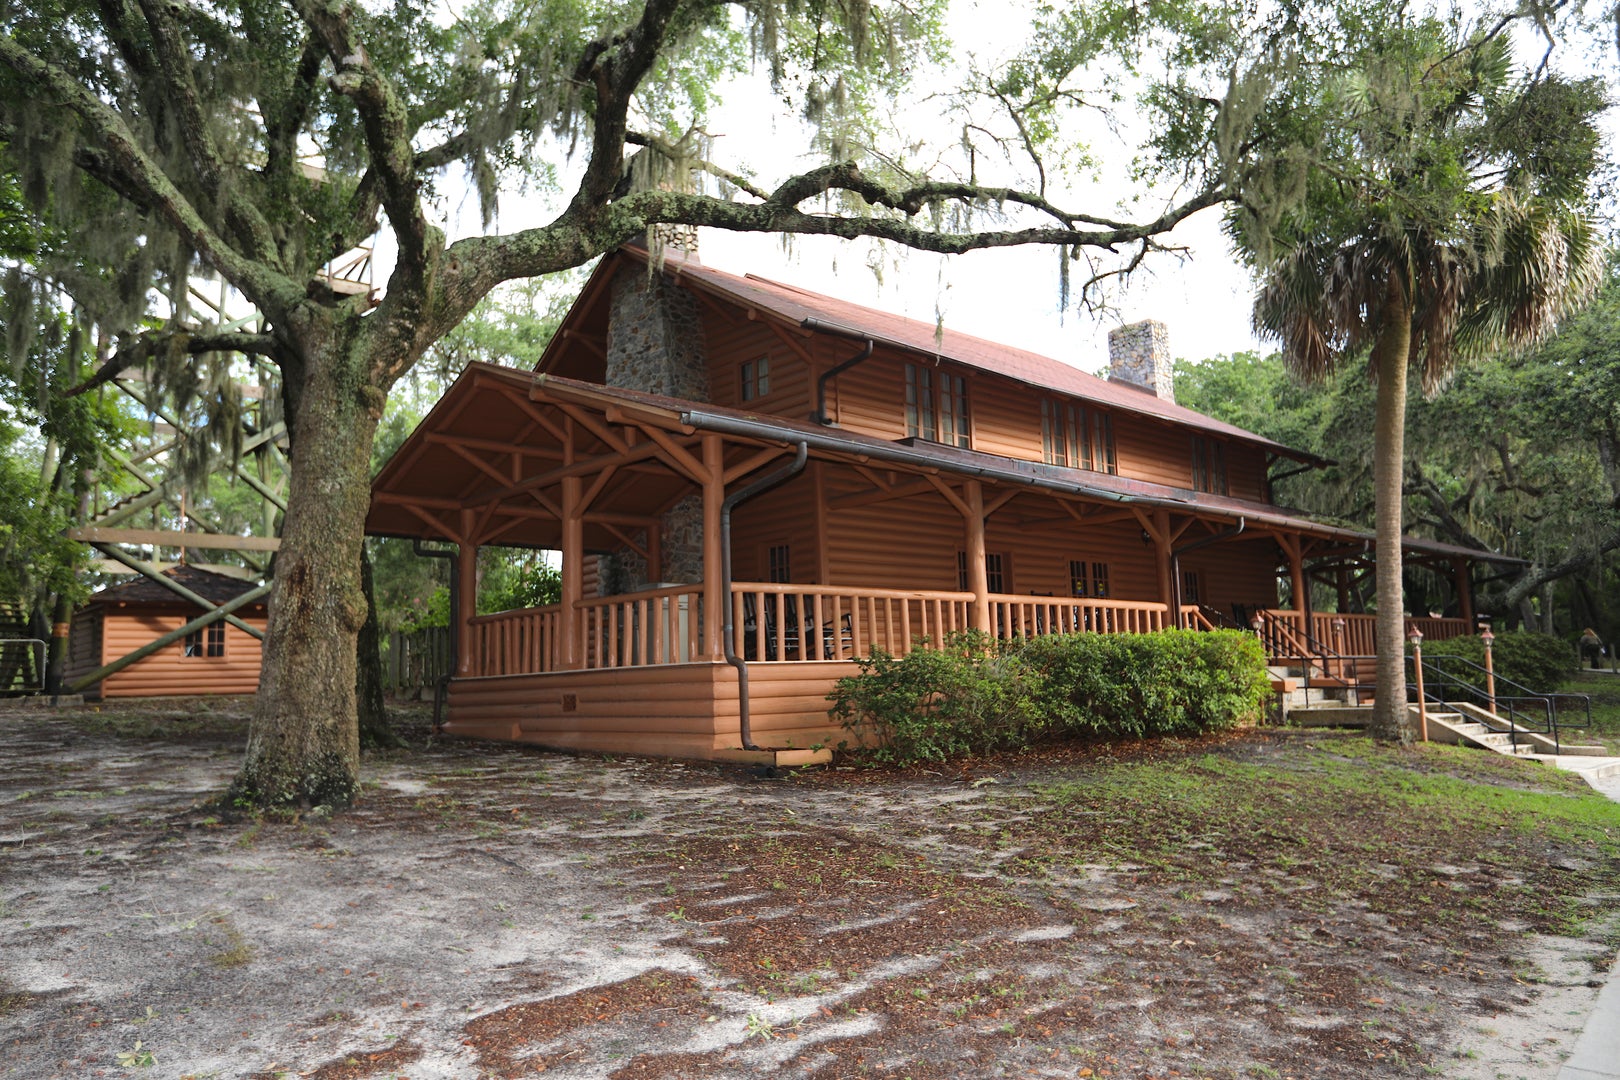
[383,626,452,695]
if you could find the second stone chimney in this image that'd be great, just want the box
[1107,320,1174,399]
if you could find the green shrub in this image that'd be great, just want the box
[828,628,1270,765]
[828,631,1045,764]
[1419,630,1570,691]
[1020,629,1270,738]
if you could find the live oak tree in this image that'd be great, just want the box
[1,0,1269,807]
[1232,24,1604,742]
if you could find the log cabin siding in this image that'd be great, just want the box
[444,660,853,757]
[985,508,1162,602]
[93,610,268,698]
[63,610,103,692]
[701,310,815,419]
[1181,537,1284,616]
[729,469,820,584]
[822,468,967,592]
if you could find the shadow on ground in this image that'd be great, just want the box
[1,696,1617,1079]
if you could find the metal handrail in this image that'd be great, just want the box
[1410,653,1560,754]
[1254,612,1376,708]
[0,638,46,693]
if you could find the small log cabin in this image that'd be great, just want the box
[368,243,1511,764]
[64,565,268,700]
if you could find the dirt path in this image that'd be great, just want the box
[1,698,1616,1079]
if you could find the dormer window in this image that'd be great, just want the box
[1041,399,1116,474]
[1192,436,1228,495]
[740,354,771,401]
[905,363,969,448]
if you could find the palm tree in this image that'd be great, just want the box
[1242,32,1604,742]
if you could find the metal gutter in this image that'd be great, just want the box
[720,443,809,751]
[802,317,875,426]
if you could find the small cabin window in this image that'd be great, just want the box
[740,355,771,401]
[767,543,791,583]
[957,551,1008,594]
[1071,559,1110,598]
[1182,569,1201,605]
[1041,399,1115,474]
[906,364,970,448]
[183,623,225,659]
[1191,436,1228,495]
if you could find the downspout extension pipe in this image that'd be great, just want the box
[1170,517,1245,622]
[721,442,809,751]
[802,318,874,425]
[413,539,459,733]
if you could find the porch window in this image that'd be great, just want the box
[1182,569,1201,605]
[906,364,970,448]
[1191,436,1228,495]
[958,551,1008,593]
[183,623,225,658]
[1070,559,1110,598]
[767,543,791,583]
[1042,400,1116,474]
[740,354,771,401]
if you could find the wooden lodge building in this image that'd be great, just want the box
[368,243,1510,764]
[64,565,268,700]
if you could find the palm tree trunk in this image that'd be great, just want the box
[1370,288,1413,743]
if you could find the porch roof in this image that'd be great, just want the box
[368,363,1521,569]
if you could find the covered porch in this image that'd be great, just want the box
[367,364,1486,761]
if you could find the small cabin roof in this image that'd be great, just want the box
[84,565,265,609]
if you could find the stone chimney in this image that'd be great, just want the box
[600,249,713,589]
[1107,320,1174,399]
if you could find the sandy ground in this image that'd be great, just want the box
[1,698,1616,1080]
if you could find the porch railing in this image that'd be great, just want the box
[1260,610,1471,656]
[469,604,562,677]
[466,584,1219,677]
[580,585,706,669]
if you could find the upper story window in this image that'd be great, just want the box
[1191,436,1228,495]
[183,622,225,659]
[740,354,771,401]
[906,364,970,448]
[1041,399,1116,474]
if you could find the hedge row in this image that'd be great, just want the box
[1417,630,1571,691]
[828,629,1271,765]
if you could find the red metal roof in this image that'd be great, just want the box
[595,247,1326,465]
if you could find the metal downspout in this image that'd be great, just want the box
[721,443,809,751]
[802,318,875,425]
[1170,518,1246,622]
[413,539,459,733]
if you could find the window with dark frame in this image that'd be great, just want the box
[740,354,771,401]
[183,622,226,659]
[906,363,970,448]
[767,543,791,583]
[957,551,1008,594]
[1041,399,1115,474]
[1182,569,1201,605]
[1070,559,1110,598]
[1191,436,1228,495]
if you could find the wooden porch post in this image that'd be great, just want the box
[702,434,726,659]
[1336,567,1351,613]
[1280,534,1307,613]
[456,509,478,677]
[965,480,990,632]
[1153,509,1175,620]
[1454,558,1475,625]
[560,475,583,668]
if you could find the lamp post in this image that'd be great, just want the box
[1480,624,1496,716]
[1409,627,1428,743]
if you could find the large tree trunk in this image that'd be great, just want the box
[232,335,383,808]
[1370,291,1413,743]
